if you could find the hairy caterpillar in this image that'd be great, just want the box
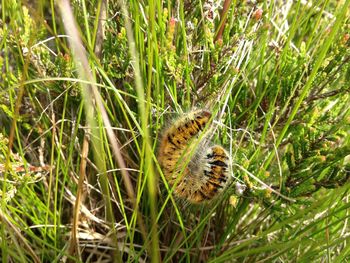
[158,110,231,203]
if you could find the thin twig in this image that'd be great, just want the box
[214,0,233,42]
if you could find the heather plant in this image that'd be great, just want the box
[0,0,349,262]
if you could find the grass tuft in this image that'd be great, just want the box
[1,0,350,262]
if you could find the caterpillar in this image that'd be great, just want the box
[157,110,231,203]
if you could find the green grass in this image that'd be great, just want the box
[1,0,350,262]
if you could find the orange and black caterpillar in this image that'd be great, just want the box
[158,110,231,203]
